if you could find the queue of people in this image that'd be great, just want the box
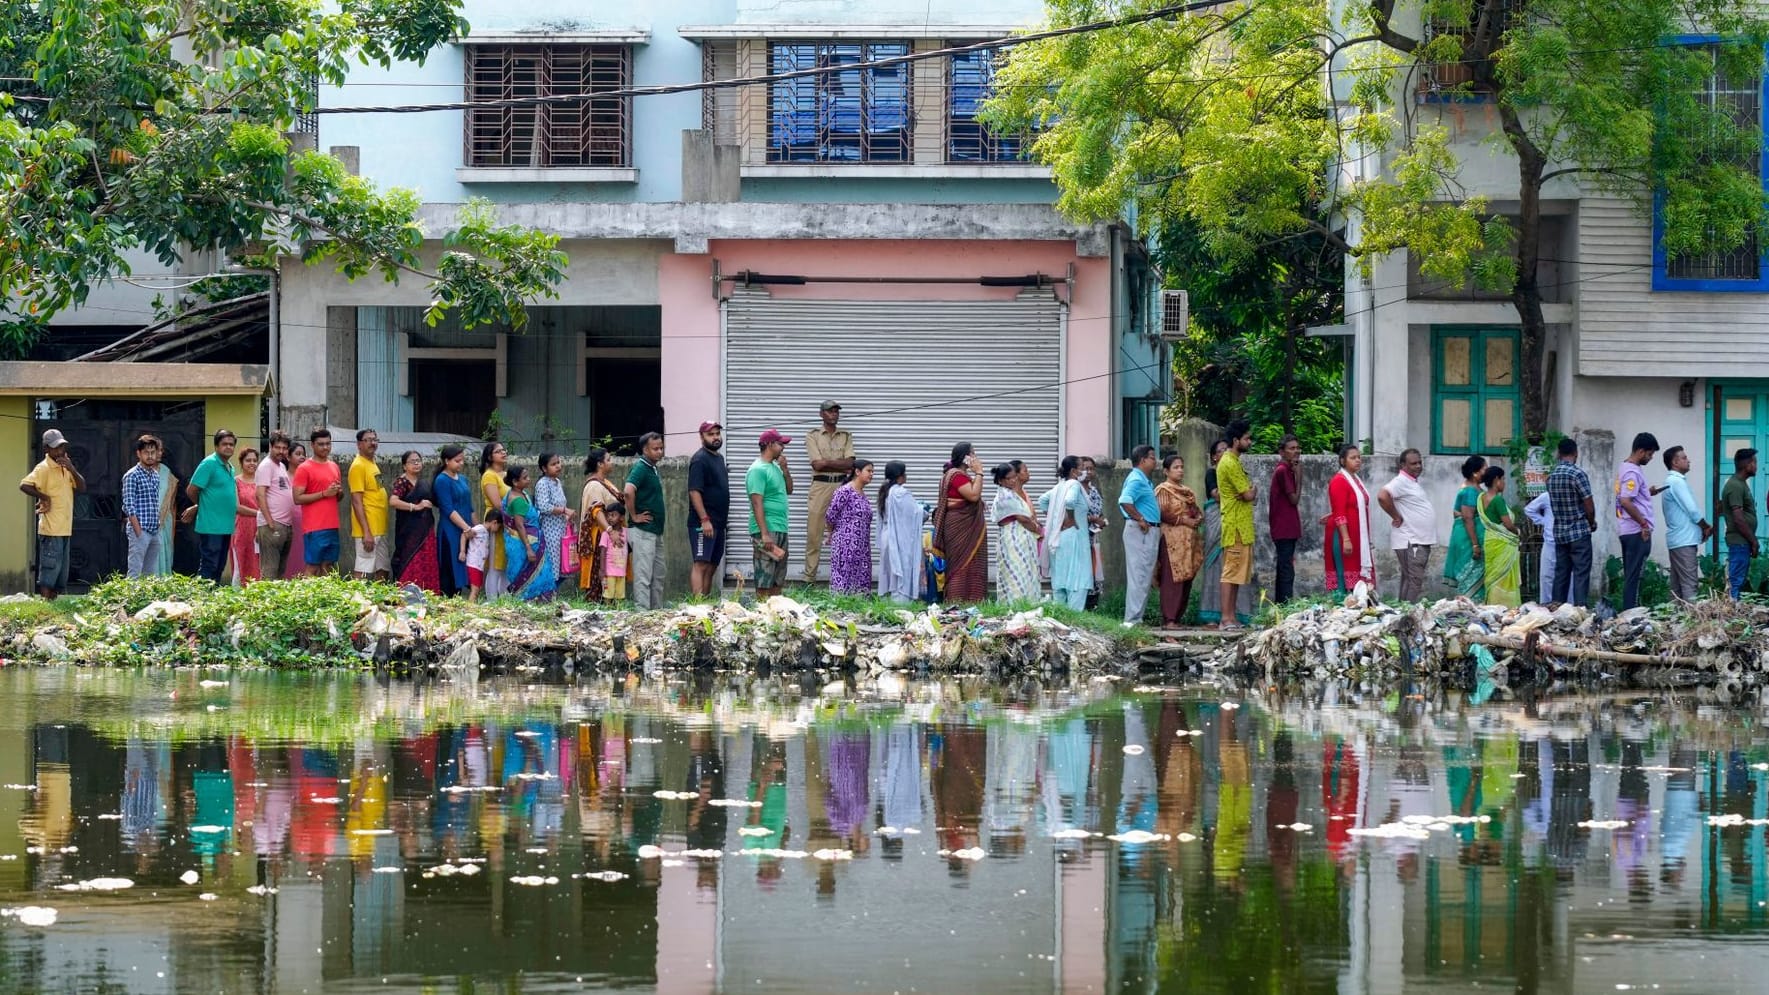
[34,407,1755,616]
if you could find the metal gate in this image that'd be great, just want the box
[721,289,1065,583]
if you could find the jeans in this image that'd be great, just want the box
[1618,532,1651,610]
[1273,538,1297,602]
[1551,536,1593,606]
[126,527,163,578]
[1730,542,1754,599]
[197,532,230,582]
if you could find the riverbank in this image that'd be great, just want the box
[0,576,1148,675]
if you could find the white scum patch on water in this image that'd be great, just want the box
[246,886,278,896]
[425,863,482,877]
[1176,833,1199,842]
[179,870,199,885]
[56,878,133,892]
[95,813,122,820]
[812,849,854,861]
[1050,829,1094,839]
[306,796,341,805]
[575,871,629,882]
[739,848,810,859]
[1121,745,1145,756]
[198,680,227,688]
[441,785,499,794]
[3,784,38,791]
[372,867,402,874]
[509,772,555,781]
[653,790,698,800]
[1106,831,1169,844]
[1175,729,1205,737]
[1276,823,1313,832]
[509,875,559,886]
[939,847,986,860]
[708,799,762,808]
[198,893,218,901]
[1220,702,1241,710]
[631,737,664,744]
[1,906,57,926]
[1578,820,1631,830]
[1348,824,1434,840]
[189,825,227,834]
[1707,814,1769,827]
[351,829,394,836]
[737,826,773,837]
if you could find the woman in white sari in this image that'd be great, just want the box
[1044,456,1092,611]
[876,461,924,603]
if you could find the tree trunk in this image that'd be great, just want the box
[1496,105,1550,437]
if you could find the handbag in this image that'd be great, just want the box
[562,521,578,568]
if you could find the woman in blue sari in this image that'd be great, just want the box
[501,464,557,601]
[432,445,473,596]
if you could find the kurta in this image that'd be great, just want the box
[1046,479,1092,610]
[992,488,1041,604]
[824,484,874,595]
[878,485,924,603]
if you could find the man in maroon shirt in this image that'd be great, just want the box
[1269,434,1303,602]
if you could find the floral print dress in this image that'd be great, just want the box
[824,485,874,594]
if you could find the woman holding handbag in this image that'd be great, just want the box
[576,448,621,599]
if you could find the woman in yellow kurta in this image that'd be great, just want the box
[478,442,509,599]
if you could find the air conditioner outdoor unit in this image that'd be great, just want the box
[1158,289,1189,340]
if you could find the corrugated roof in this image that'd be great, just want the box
[0,362,271,397]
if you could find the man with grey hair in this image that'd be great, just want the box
[1377,448,1436,602]
[1118,444,1162,625]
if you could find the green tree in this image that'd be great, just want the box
[1162,216,1345,451]
[0,0,566,354]
[988,0,1769,437]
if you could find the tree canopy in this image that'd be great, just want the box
[0,0,566,353]
[988,0,1769,436]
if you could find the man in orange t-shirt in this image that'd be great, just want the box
[292,428,344,575]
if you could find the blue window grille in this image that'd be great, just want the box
[1653,40,1769,291]
[768,42,912,163]
[947,46,1026,162]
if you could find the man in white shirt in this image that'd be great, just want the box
[1377,448,1437,601]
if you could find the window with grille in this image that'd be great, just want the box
[1418,0,1522,100]
[1657,44,1763,286]
[768,42,912,163]
[464,45,631,168]
[947,46,1027,163]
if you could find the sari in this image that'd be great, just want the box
[1197,500,1255,625]
[433,471,471,595]
[502,491,556,601]
[231,477,259,582]
[992,488,1041,604]
[1480,492,1521,608]
[576,477,619,599]
[1323,470,1376,592]
[391,475,440,592]
[878,485,924,603]
[935,469,988,603]
[1155,481,1203,628]
[1045,478,1092,610]
[1444,485,1486,599]
[155,462,178,575]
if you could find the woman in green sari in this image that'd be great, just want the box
[1443,455,1488,599]
[1479,464,1521,607]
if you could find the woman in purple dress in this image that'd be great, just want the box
[824,459,875,594]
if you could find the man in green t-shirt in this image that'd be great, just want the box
[1723,447,1759,600]
[624,432,668,609]
[183,429,240,583]
[746,429,795,597]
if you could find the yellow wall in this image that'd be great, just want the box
[0,397,30,592]
[204,395,263,456]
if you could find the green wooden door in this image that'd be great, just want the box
[1712,383,1769,554]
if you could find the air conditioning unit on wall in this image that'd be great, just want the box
[1158,289,1189,340]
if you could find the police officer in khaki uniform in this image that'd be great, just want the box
[802,399,855,583]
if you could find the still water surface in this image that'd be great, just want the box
[1,667,1767,993]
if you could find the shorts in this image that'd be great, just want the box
[750,532,791,589]
[690,525,726,564]
[36,534,70,592]
[467,566,485,589]
[603,575,627,600]
[304,528,341,566]
[354,533,392,574]
[1222,543,1253,585]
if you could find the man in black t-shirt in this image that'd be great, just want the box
[687,421,730,596]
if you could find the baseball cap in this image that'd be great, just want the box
[759,429,793,447]
[699,420,722,434]
[819,400,841,412]
[41,428,67,450]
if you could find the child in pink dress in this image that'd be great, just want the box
[599,505,628,602]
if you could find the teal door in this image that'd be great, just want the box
[1712,383,1769,555]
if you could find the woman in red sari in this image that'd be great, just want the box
[935,442,989,603]
[389,450,441,591]
[1323,444,1377,592]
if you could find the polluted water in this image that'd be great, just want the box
[3,664,1769,992]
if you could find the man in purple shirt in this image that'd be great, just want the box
[1615,432,1659,610]
[1269,434,1302,602]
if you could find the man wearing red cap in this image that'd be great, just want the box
[687,421,729,597]
[746,429,795,597]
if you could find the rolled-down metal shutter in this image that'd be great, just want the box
[722,288,1065,583]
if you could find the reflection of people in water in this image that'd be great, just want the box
[1321,738,1360,863]
[748,737,791,887]
[1265,732,1299,890]
[1660,746,1701,887]
[880,724,924,861]
[1211,706,1251,887]
[985,724,1036,858]
[931,725,985,873]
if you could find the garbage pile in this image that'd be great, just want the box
[1216,583,1768,683]
[283,595,1122,676]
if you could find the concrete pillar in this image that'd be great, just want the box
[1368,250,1411,456]
[277,259,330,435]
[680,130,739,203]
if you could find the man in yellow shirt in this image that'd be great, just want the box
[18,429,85,598]
[1215,420,1257,630]
[348,428,390,580]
